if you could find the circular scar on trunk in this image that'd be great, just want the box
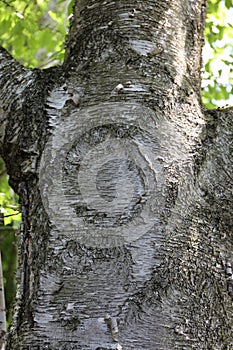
[40,102,166,248]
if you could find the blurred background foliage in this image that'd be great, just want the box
[0,158,20,326]
[0,0,232,325]
[0,0,74,68]
[203,0,233,108]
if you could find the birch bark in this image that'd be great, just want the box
[0,0,232,349]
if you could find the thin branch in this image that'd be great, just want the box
[22,3,30,16]
[2,211,20,218]
[4,205,20,210]
[1,0,24,19]
[0,0,13,8]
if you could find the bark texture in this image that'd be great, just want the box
[0,0,232,349]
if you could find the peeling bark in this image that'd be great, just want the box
[0,0,232,349]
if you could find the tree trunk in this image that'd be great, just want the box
[0,0,232,349]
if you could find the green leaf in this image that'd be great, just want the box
[225,0,232,9]
[68,0,75,16]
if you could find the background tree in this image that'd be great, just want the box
[0,0,231,348]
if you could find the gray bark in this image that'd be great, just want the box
[0,0,232,349]
[0,252,6,349]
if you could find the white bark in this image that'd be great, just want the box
[0,0,232,349]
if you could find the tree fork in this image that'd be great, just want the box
[0,0,232,349]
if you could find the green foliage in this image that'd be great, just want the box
[202,0,233,108]
[0,159,21,228]
[0,0,73,68]
[0,159,19,324]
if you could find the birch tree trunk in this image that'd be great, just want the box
[0,0,232,349]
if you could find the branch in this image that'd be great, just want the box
[1,212,20,218]
[0,0,13,8]
[0,46,35,154]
